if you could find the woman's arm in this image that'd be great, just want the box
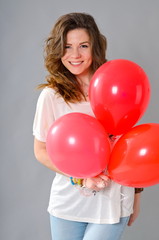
[127,192,142,226]
[34,137,68,175]
[34,138,110,188]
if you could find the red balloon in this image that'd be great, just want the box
[46,113,111,178]
[89,59,151,135]
[108,123,159,187]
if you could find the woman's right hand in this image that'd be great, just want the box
[83,174,110,191]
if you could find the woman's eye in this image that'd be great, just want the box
[65,45,71,49]
[80,44,88,48]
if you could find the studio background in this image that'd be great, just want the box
[0,0,159,239]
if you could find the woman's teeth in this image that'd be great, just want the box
[70,62,82,65]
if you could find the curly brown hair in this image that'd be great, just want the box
[39,12,107,103]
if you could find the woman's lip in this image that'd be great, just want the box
[69,61,83,65]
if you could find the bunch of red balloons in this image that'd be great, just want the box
[46,59,159,187]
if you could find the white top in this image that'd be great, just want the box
[33,87,134,224]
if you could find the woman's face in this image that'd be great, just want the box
[61,28,93,79]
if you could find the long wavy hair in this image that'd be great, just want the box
[39,12,107,103]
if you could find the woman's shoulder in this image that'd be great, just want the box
[37,87,66,107]
[38,87,57,101]
[40,87,56,96]
[35,87,57,108]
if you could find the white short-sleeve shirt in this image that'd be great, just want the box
[33,87,134,224]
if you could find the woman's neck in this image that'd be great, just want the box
[76,72,93,101]
[76,73,92,86]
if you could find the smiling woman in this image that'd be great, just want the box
[33,12,142,240]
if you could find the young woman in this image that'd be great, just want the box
[33,12,143,240]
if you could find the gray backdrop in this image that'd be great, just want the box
[0,0,159,239]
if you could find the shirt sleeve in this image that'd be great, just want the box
[33,88,55,142]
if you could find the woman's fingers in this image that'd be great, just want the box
[83,175,110,191]
[97,174,110,187]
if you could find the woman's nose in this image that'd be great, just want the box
[71,48,81,58]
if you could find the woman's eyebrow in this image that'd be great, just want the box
[80,41,90,44]
[66,41,90,45]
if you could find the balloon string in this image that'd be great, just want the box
[120,193,128,202]
[70,178,128,200]
[75,185,129,202]
[75,185,98,197]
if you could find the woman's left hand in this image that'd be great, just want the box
[127,192,141,226]
[83,173,110,191]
